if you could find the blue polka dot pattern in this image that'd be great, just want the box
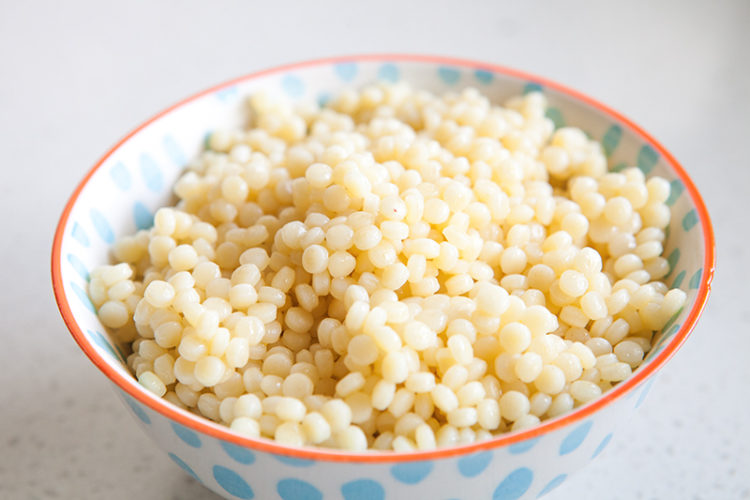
[139,153,164,192]
[377,63,399,83]
[89,208,114,244]
[281,75,304,98]
[537,474,567,497]
[559,421,592,455]
[602,125,622,157]
[163,135,186,166]
[390,461,433,484]
[110,162,132,190]
[493,467,533,500]
[457,450,493,477]
[70,281,96,313]
[170,422,202,448]
[672,269,686,289]
[124,395,150,424]
[666,179,684,206]
[341,479,385,500]
[545,108,564,129]
[437,67,460,85]
[71,222,90,247]
[637,145,659,175]
[214,465,254,499]
[508,437,540,455]
[272,455,315,467]
[220,442,256,464]
[334,62,358,81]
[67,253,89,281]
[168,452,199,481]
[635,378,656,409]
[133,201,154,230]
[523,82,543,94]
[591,433,613,459]
[689,268,702,289]
[474,69,493,84]
[89,329,121,362]
[682,209,698,231]
[277,478,322,500]
[665,248,680,278]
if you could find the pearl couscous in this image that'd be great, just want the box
[89,83,685,451]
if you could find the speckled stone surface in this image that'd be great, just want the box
[1,0,747,498]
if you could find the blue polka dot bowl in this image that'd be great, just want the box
[52,55,714,499]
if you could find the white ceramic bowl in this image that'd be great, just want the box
[52,55,714,500]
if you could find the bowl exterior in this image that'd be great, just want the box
[117,380,652,499]
[53,55,713,500]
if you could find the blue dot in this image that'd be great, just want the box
[378,63,399,83]
[390,461,433,484]
[170,422,202,448]
[665,248,680,279]
[493,467,533,500]
[277,478,322,500]
[317,92,331,107]
[168,453,199,481]
[672,270,686,289]
[508,437,540,455]
[67,253,89,281]
[341,479,385,500]
[662,310,681,337]
[281,75,305,98]
[610,162,627,173]
[123,395,150,424]
[89,329,121,362]
[163,135,186,166]
[689,268,703,289]
[682,209,698,232]
[334,62,358,82]
[475,69,494,84]
[537,474,567,497]
[140,153,164,192]
[221,442,256,464]
[216,86,239,102]
[71,222,90,247]
[635,378,656,409]
[665,223,671,241]
[110,162,132,191]
[602,125,622,157]
[591,433,613,459]
[523,82,543,94]
[273,455,315,467]
[70,281,96,313]
[133,202,154,230]
[545,107,564,129]
[458,450,493,477]
[559,421,592,455]
[438,67,460,85]
[637,145,659,175]
[214,465,254,499]
[89,208,114,244]
[666,179,684,206]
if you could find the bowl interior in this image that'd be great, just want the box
[54,56,712,453]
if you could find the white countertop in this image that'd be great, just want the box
[2,1,747,498]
